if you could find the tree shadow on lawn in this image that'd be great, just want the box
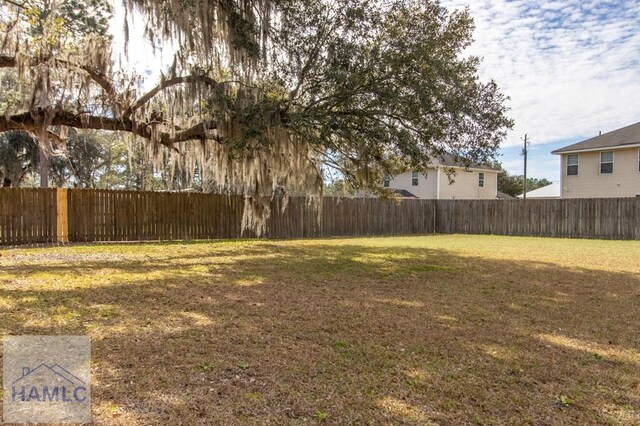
[0,242,639,424]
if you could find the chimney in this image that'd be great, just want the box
[22,367,30,376]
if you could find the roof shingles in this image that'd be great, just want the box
[552,121,640,154]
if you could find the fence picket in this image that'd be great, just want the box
[1,188,639,245]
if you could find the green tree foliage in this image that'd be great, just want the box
[1,0,513,197]
[265,0,513,188]
[0,130,144,189]
[0,0,113,186]
[23,0,111,39]
[323,179,356,197]
[491,161,552,197]
[49,130,112,187]
[0,132,39,187]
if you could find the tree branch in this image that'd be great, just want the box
[0,54,116,94]
[1,0,25,8]
[124,74,220,118]
[0,56,225,148]
[0,110,219,148]
[76,63,116,94]
[0,54,16,67]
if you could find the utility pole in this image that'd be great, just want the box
[522,134,529,200]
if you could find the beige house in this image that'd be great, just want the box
[552,121,640,198]
[382,155,498,200]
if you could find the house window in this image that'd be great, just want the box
[478,172,485,188]
[411,171,419,186]
[383,176,390,188]
[566,154,579,176]
[600,151,614,174]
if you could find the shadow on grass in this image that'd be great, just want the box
[0,242,639,424]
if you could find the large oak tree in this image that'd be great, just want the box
[0,0,513,227]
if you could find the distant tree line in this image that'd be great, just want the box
[492,162,552,197]
[0,131,203,191]
[3,136,550,199]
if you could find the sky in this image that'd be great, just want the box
[442,0,640,181]
[110,6,171,82]
[110,1,640,182]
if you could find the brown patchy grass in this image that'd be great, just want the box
[1,235,639,425]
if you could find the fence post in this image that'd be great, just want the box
[56,188,69,243]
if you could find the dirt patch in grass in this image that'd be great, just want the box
[1,235,639,424]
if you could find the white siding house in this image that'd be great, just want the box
[382,156,498,200]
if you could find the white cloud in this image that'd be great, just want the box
[442,0,640,148]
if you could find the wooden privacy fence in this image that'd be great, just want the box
[0,188,436,244]
[1,188,639,245]
[0,188,60,245]
[435,198,640,240]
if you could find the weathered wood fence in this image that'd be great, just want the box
[434,198,640,240]
[1,188,639,245]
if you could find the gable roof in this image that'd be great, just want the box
[496,191,515,200]
[392,189,418,199]
[436,153,497,171]
[516,182,561,198]
[552,121,640,154]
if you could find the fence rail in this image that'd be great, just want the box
[0,188,58,245]
[1,188,639,245]
[434,198,640,240]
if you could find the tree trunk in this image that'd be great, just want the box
[39,147,49,188]
[138,154,146,191]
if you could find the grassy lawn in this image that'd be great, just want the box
[1,235,639,424]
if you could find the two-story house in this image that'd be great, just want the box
[552,121,640,198]
[382,154,498,200]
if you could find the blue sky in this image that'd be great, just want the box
[443,0,640,181]
[111,1,640,182]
